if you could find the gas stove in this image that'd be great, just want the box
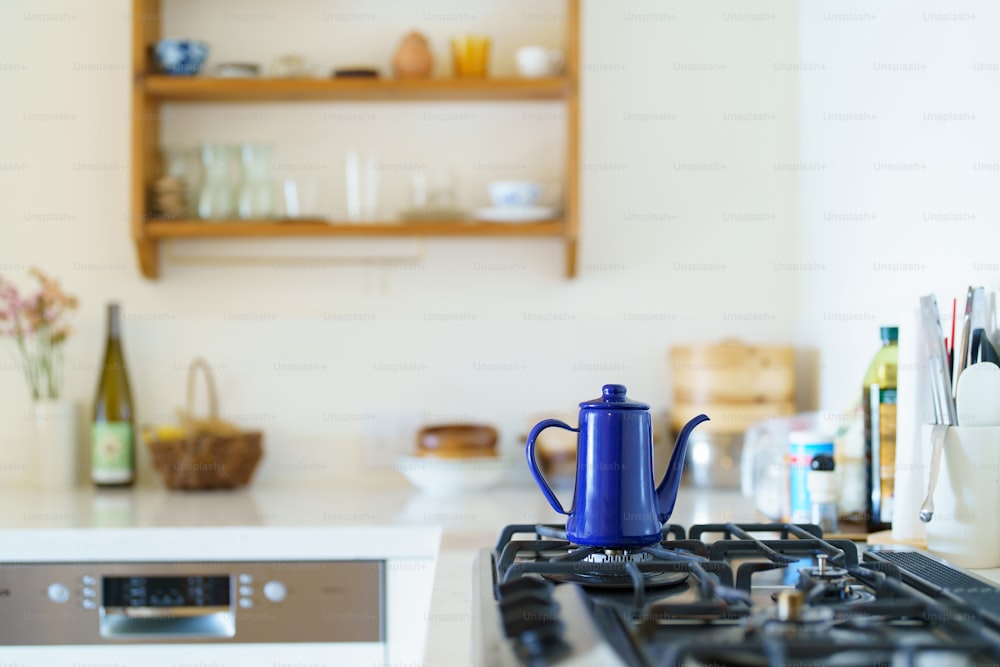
[473,523,1000,666]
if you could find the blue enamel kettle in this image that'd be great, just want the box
[526,384,709,547]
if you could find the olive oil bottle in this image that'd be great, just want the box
[862,326,898,531]
[91,303,135,486]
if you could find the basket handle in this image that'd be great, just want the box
[184,358,219,430]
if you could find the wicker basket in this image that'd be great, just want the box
[146,358,263,490]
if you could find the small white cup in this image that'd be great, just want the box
[515,47,564,78]
[920,424,1000,569]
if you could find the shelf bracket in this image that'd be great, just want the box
[136,238,159,278]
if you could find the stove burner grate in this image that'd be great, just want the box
[484,521,1000,667]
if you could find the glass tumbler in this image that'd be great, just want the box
[197,143,237,220]
[451,35,491,77]
[237,142,274,220]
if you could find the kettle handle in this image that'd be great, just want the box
[526,419,578,515]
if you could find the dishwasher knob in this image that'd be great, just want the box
[262,580,287,603]
[47,583,70,604]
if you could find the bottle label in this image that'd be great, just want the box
[92,422,133,484]
[866,384,897,527]
[787,439,835,524]
[878,388,897,523]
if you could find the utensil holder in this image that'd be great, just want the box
[920,424,1000,568]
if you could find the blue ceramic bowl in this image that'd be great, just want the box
[488,180,542,208]
[153,39,209,76]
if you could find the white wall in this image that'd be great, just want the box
[796,0,1000,410]
[0,0,799,487]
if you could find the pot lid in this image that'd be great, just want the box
[579,384,649,410]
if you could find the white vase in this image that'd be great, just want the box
[31,399,78,490]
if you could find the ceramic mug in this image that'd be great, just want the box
[920,424,1000,569]
[516,46,564,78]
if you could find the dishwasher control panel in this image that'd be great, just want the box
[0,560,383,645]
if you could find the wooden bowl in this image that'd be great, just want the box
[417,423,498,459]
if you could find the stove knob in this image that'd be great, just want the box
[777,590,804,622]
[46,583,70,604]
[263,580,287,603]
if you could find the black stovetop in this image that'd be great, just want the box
[473,523,1000,666]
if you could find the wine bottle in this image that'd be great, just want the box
[91,303,135,487]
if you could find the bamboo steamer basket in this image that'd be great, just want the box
[670,341,796,488]
[671,341,795,404]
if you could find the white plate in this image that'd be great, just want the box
[395,455,511,496]
[473,206,557,223]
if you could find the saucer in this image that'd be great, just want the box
[474,206,557,223]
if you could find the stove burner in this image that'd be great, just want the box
[552,548,685,587]
[542,568,688,589]
[800,565,849,579]
[582,549,653,564]
[803,553,848,579]
[795,555,878,605]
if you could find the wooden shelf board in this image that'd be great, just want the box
[144,219,566,239]
[141,76,570,101]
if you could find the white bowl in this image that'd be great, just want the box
[488,181,542,208]
[395,455,510,496]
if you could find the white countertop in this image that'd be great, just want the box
[0,479,996,664]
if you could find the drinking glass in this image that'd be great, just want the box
[451,35,491,77]
[197,143,237,220]
[237,142,274,220]
[345,150,379,222]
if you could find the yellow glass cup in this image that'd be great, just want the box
[451,35,491,78]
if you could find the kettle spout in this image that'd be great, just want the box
[655,414,710,522]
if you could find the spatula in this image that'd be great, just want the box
[956,361,1000,426]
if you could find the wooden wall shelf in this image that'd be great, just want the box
[130,0,580,279]
[142,76,570,102]
[145,220,566,239]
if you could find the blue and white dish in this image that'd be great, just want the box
[153,39,209,76]
[488,180,542,208]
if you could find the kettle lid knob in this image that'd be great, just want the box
[602,384,628,401]
[579,384,650,409]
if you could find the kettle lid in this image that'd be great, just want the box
[579,384,649,410]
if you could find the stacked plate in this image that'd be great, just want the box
[151,175,188,218]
